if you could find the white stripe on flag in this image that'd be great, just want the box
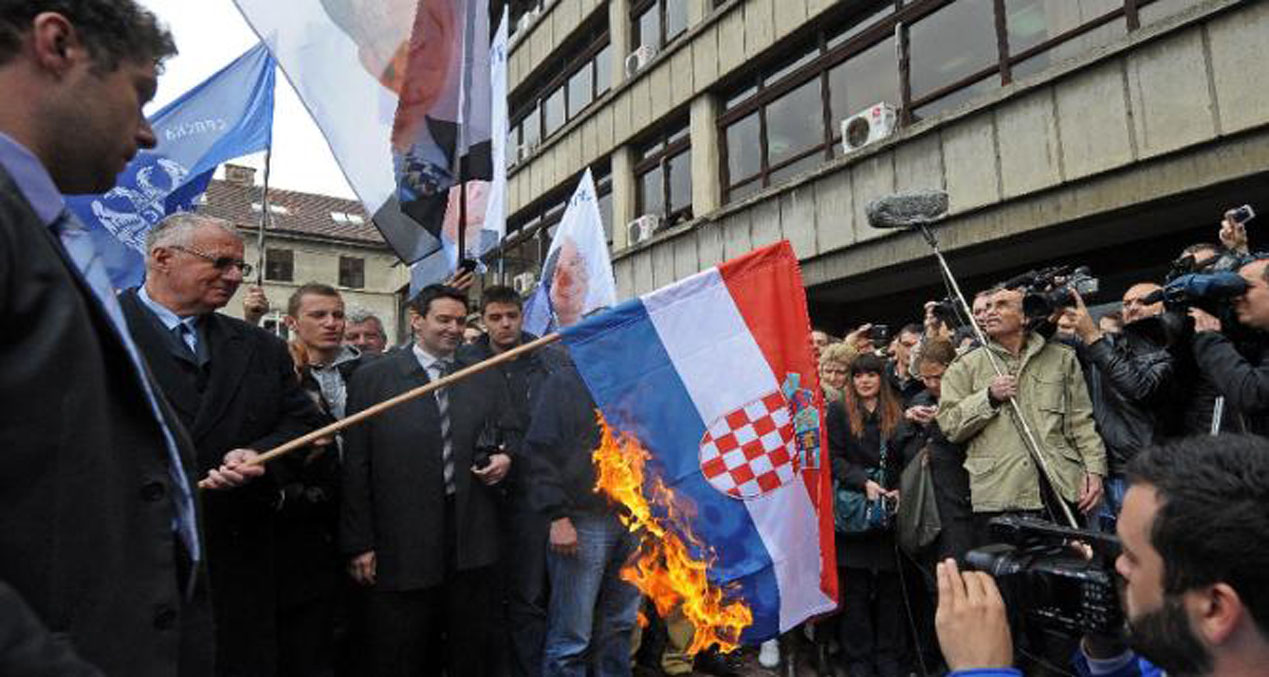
[643,267,836,630]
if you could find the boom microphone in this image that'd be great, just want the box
[866,190,950,230]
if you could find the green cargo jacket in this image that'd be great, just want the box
[935,333,1107,513]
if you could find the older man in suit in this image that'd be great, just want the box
[342,284,512,677]
[120,212,323,677]
[0,3,214,675]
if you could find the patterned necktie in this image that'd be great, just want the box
[51,210,200,565]
[435,359,455,495]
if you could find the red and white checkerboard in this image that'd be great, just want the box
[699,391,800,499]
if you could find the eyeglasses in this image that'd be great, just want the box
[169,245,253,277]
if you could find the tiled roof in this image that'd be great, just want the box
[199,179,386,245]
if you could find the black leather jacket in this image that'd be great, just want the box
[1075,322,1174,474]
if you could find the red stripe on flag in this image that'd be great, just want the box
[717,241,838,606]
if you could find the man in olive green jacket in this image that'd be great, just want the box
[936,289,1107,524]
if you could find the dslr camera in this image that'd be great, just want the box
[1004,266,1100,319]
[966,516,1123,637]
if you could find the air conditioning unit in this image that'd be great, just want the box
[624,44,658,78]
[515,143,533,164]
[515,9,538,36]
[512,272,537,295]
[840,102,898,155]
[626,214,661,245]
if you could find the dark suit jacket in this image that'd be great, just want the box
[341,346,505,591]
[120,289,322,677]
[0,167,211,676]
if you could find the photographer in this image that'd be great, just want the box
[936,288,1107,538]
[1189,257,1269,436]
[1061,285,1174,525]
[937,434,1269,677]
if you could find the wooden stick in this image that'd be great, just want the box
[247,332,562,467]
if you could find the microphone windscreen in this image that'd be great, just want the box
[866,191,950,229]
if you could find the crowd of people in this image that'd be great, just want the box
[5,4,1269,677]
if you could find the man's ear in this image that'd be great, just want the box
[283,315,298,332]
[29,13,84,74]
[1188,583,1245,648]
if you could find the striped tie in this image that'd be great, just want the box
[435,359,455,495]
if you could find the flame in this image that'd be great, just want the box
[592,414,753,655]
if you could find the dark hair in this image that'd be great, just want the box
[480,285,522,313]
[1181,242,1219,258]
[287,282,341,318]
[843,352,902,437]
[409,284,467,318]
[1126,435,1269,636]
[917,338,957,368]
[899,323,923,339]
[0,1,177,71]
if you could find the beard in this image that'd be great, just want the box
[1126,596,1212,676]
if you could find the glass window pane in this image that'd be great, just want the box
[1006,0,1120,54]
[595,44,612,93]
[765,78,824,167]
[1139,0,1203,27]
[666,0,689,42]
[544,87,565,136]
[668,149,692,215]
[828,37,900,132]
[568,61,593,117]
[767,46,819,86]
[1011,17,1125,80]
[912,75,998,121]
[769,153,822,187]
[726,84,759,111]
[725,112,762,184]
[909,0,999,101]
[727,178,762,204]
[523,107,541,147]
[638,165,665,217]
[827,2,895,50]
[638,6,661,49]
[598,190,614,241]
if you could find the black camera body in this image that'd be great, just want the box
[965,516,1123,638]
[1015,266,1100,319]
[931,297,963,329]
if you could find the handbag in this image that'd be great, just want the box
[834,438,896,535]
[897,442,943,555]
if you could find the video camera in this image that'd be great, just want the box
[1142,272,1247,315]
[930,297,964,330]
[1002,266,1100,319]
[966,516,1123,637]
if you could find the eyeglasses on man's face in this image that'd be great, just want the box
[169,245,253,277]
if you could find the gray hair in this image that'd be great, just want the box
[146,212,241,253]
[346,307,385,336]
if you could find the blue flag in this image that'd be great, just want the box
[66,43,276,288]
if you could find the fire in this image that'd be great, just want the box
[592,414,754,655]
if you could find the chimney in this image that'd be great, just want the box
[224,163,257,187]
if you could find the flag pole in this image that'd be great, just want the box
[254,146,273,286]
[196,333,562,482]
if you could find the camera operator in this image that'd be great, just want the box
[1189,256,1269,436]
[1060,285,1174,525]
[936,434,1269,677]
[936,288,1107,540]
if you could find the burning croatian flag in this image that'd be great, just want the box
[562,241,837,643]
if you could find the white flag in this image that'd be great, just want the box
[523,169,617,336]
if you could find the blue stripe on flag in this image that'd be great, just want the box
[564,299,781,640]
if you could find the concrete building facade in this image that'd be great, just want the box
[499,0,1269,331]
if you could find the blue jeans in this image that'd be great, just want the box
[542,513,641,677]
[1096,476,1128,533]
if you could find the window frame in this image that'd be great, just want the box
[509,27,611,158]
[264,248,294,283]
[634,121,693,228]
[715,0,1181,204]
[630,0,689,53]
[339,255,365,290]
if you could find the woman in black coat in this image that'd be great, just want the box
[828,352,911,677]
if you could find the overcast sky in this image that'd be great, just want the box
[138,0,357,199]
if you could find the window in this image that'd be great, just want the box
[633,0,689,51]
[717,0,1161,203]
[265,248,293,282]
[504,163,612,269]
[339,256,365,289]
[251,202,290,215]
[509,22,610,156]
[262,312,290,341]
[330,211,365,225]
[635,122,692,228]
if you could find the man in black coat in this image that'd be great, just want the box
[342,284,511,677]
[457,284,569,677]
[0,4,214,676]
[120,213,323,677]
[1190,257,1269,437]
